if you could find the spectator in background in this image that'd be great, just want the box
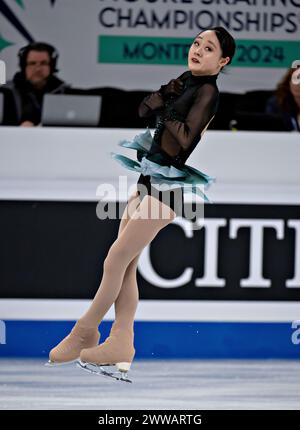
[265,66,300,132]
[3,42,70,126]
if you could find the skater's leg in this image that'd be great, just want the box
[47,189,141,364]
[80,194,176,368]
[112,256,139,332]
[112,189,142,332]
[79,194,176,329]
[78,190,142,375]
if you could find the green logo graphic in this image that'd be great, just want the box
[0,0,57,52]
[0,33,14,52]
[99,35,300,68]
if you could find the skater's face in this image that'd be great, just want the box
[188,30,230,76]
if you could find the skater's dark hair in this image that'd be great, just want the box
[196,27,236,74]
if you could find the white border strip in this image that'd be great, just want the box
[0,299,299,322]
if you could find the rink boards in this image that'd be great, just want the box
[0,299,300,359]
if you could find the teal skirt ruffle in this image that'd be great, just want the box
[110,128,216,203]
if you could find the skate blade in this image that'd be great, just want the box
[45,358,78,367]
[76,359,132,383]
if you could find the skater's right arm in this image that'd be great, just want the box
[138,90,165,118]
[138,72,186,118]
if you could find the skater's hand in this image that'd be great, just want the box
[160,78,184,99]
[143,92,164,111]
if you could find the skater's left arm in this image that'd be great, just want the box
[163,83,219,151]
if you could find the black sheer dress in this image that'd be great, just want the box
[137,70,220,216]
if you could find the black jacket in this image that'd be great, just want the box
[265,94,300,131]
[3,72,70,125]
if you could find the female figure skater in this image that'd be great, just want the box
[47,26,236,382]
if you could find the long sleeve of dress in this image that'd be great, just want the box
[138,71,189,118]
[163,83,219,151]
[138,88,165,118]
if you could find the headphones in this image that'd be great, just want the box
[18,42,59,74]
